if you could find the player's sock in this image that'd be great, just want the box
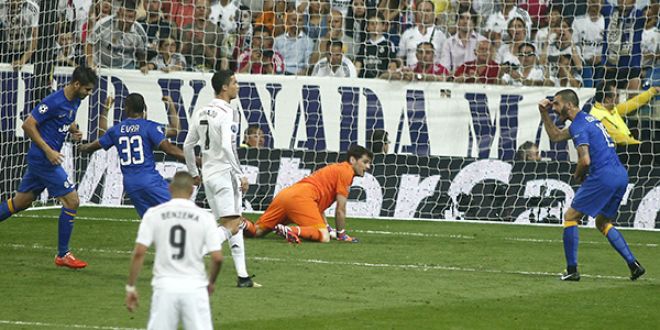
[243,219,257,237]
[218,226,232,244]
[57,207,77,257]
[229,230,249,278]
[601,224,636,264]
[0,199,21,222]
[297,226,323,242]
[563,221,579,272]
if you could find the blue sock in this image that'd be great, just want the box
[605,226,636,265]
[57,207,77,257]
[563,225,579,271]
[0,199,19,222]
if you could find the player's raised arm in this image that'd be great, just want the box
[22,116,63,165]
[98,95,114,137]
[538,98,571,142]
[162,96,180,138]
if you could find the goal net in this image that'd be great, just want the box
[0,0,658,228]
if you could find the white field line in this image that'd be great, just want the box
[0,243,646,281]
[0,320,144,330]
[11,214,658,247]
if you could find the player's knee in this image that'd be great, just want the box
[60,193,80,210]
[220,216,241,234]
[595,216,611,233]
[319,229,330,243]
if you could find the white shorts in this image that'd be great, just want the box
[204,171,242,218]
[147,287,213,330]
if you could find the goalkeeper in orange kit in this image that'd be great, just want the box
[243,145,373,244]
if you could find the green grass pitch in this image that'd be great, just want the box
[0,207,659,329]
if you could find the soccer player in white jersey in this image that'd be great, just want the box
[184,69,258,288]
[125,171,223,330]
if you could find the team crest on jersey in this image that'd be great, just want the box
[63,178,74,189]
[38,104,48,114]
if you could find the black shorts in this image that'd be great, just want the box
[605,67,642,89]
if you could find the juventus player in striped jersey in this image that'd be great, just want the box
[183,69,258,288]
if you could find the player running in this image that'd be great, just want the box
[538,89,645,281]
[79,93,186,218]
[183,69,256,288]
[125,171,223,330]
[243,145,373,244]
[0,66,97,269]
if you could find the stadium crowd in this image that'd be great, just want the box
[1,0,658,88]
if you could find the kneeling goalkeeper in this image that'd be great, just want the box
[243,145,372,243]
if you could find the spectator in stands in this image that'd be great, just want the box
[382,41,450,81]
[180,0,227,71]
[355,12,396,79]
[502,42,555,86]
[311,40,357,77]
[237,26,285,74]
[0,0,39,70]
[313,9,358,63]
[81,0,113,44]
[571,0,605,86]
[547,18,583,87]
[398,0,447,67]
[241,125,265,148]
[484,0,533,42]
[170,0,197,28]
[378,0,412,46]
[602,0,646,91]
[439,6,487,73]
[273,11,315,75]
[254,0,288,37]
[297,0,330,40]
[345,0,375,47]
[534,4,562,65]
[55,24,78,67]
[515,141,541,161]
[139,0,179,62]
[435,0,471,37]
[641,3,659,83]
[229,6,254,70]
[141,37,187,73]
[517,0,548,30]
[370,129,390,154]
[495,17,529,67]
[589,80,660,145]
[209,0,240,33]
[86,0,148,69]
[453,39,500,84]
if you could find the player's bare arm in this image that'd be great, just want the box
[574,145,590,184]
[98,95,114,137]
[78,140,103,154]
[22,116,63,165]
[125,243,148,312]
[162,96,180,138]
[206,250,224,295]
[158,140,186,162]
[334,194,348,232]
[538,99,571,142]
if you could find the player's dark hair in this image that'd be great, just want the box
[242,125,261,144]
[71,66,98,86]
[370,129,390,154]
[211,69,235,95]
[516,141,537,161]
[555,89,579,107]
[170,171,194,191]
[125,93,146,115]
[327,40,343,50]
[346,144,373,162]
[594,80,617,103]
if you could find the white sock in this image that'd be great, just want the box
[229,230,249,278]
[218,226,232,245]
